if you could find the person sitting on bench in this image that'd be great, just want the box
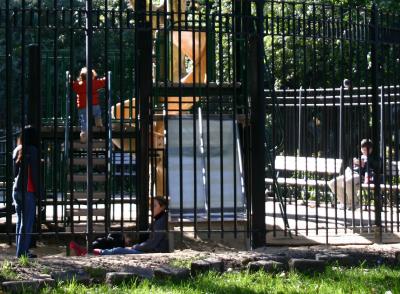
[328,139,377,210]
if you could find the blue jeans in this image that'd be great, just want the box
[78,105,102,132]
[100,247,143,255]
[13,191,36,257]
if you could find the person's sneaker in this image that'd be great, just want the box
[26,252,37,258]
[69,241,87,256]
[92,248,102,255]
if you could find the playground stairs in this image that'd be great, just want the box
[65,135,107,232]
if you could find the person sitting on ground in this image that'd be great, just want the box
[328,138,377,210]
[70,196,168,255]
[72,67,106,143]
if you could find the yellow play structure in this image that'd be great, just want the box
[111,0,208,197]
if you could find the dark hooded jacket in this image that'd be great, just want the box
[133,211,168,253]
[12,145,40,195]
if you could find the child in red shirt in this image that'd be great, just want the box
[72,67,106,142]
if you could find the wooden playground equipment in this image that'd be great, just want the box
[112,0,209,198]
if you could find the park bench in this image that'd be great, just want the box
[265,156,400,204]
[360,160,400,192]
[265,156,343,199]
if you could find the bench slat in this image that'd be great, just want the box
[265,177,329,187]
[274,156,342,174]
[361,183,400,191]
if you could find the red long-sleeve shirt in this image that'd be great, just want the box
[72,78,106,109]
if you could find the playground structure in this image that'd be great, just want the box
[54,0,249,247]
[111,0,244,212]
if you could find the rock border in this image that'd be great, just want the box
[2,248,400,292]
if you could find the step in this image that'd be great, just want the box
[73,140,107,150]
[73,158,106,166]
[66,207,106,217]
[65,223,107,233]
[67,191,105,200]
[73,174,106,183]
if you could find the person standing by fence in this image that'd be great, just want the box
[12,126,40,258]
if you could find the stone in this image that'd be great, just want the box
[248,260,285,273]
[120,266,154,279]
[191,258,224,276]
[51,270,90,283]
[315,253,356,267]
[394,251,400,264]
[257,254,289,269]
[2,279,55,294]
[288,258,326,273]
[105,272,140,286]
[154,266,190,281]
[105,268,153,286]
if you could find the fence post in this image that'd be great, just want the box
[85,0,94,252]
[28,44,42,242]
[370,3,382,243]
[28,45,41,130]
[249,0,266,248]
[5,0,13,244]
[135,0,151,242]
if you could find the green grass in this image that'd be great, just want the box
[84,266,107,281]
[0,260,19,281]
[39,265,400,294]
[18,254,32,267]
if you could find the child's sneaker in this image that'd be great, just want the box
[93,248,102,255]
[69,241,87,256]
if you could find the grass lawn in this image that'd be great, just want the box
[38,265,400,294]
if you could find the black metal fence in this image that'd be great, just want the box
[263,1,400,244]
[0,0,399,250]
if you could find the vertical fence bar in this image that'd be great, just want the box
[5,0,13,243]
[118,0,124,232]
[28,44,42,240]
[52,0,59,234]
[135,0,151,241]
[322,3,329,245]
[20,0,27,245]
[86,0,94,252]
[370,4,382,243]
[107,71,112,232]
[251,0,266,248]
[68,0,75,235]
[297,88,302,156]
[218,0,224,239]
[104,0,110,234]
